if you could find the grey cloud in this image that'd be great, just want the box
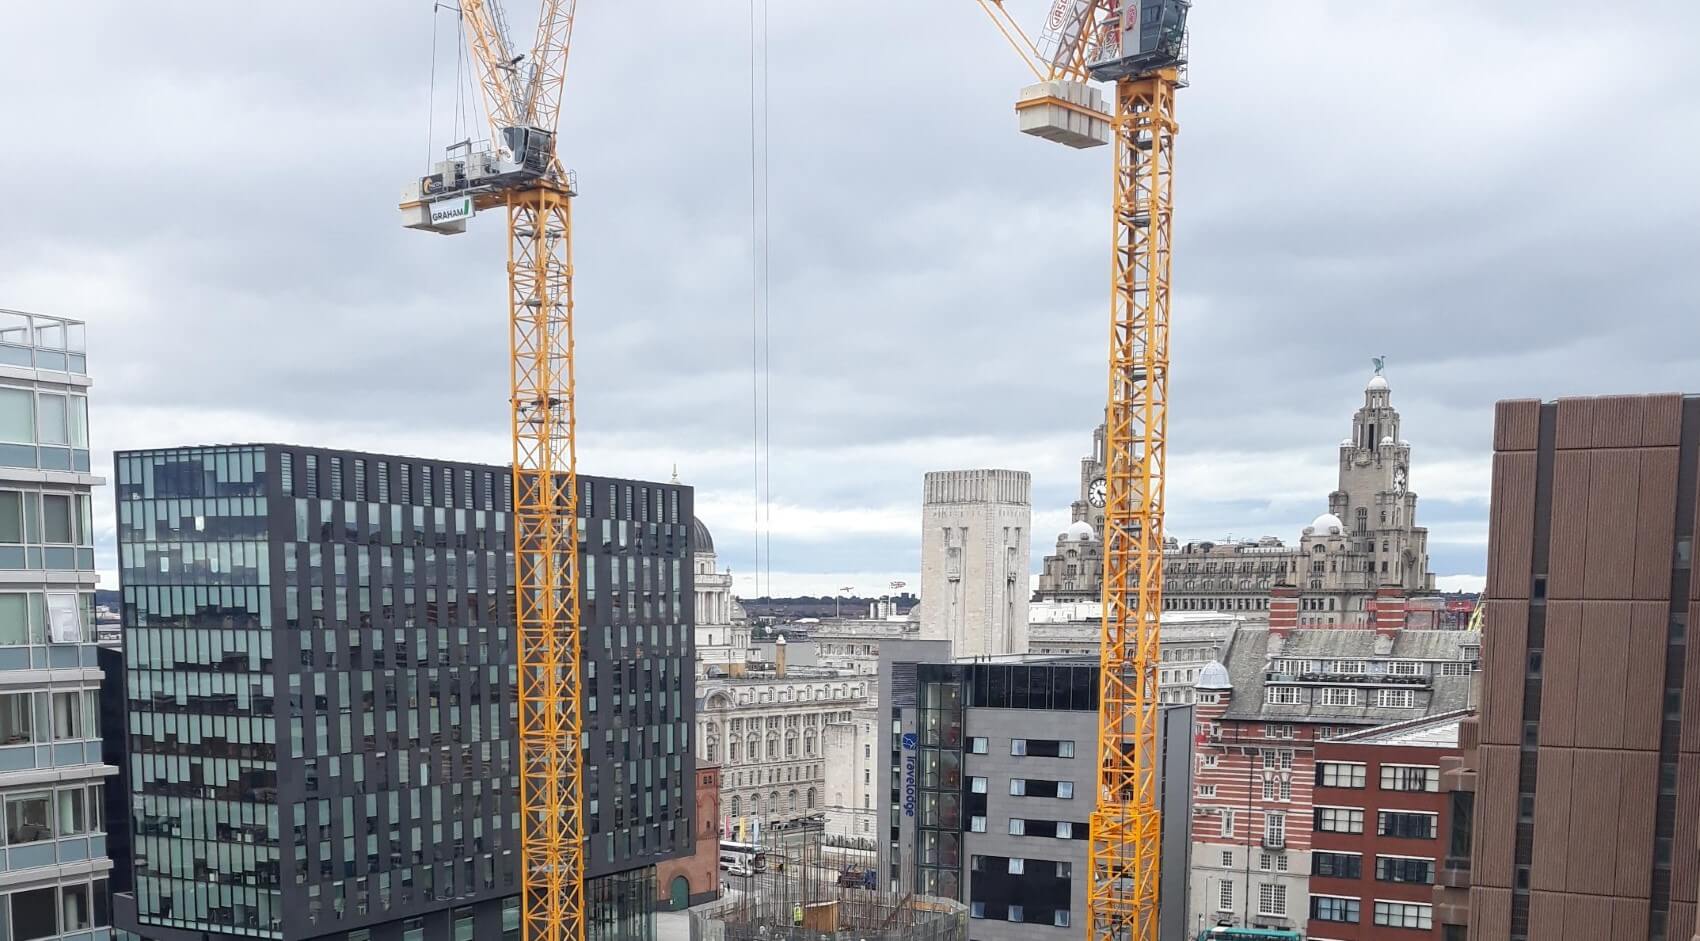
[8,1,1696,593]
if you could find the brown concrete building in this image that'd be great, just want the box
[658,762,723,910]
[1307,712,1466,939]
[1432,708,1478,940]
[1471,394,1699,941]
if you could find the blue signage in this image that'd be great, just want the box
[902,754,917,817]
[901,732,917,750]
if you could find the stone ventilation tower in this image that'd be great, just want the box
[919,470,1032,658]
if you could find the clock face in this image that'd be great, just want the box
[1087,477,1108,508]
[1393,466,1408,494]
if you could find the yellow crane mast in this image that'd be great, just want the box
[971,3,1190,940]
[399,3,584,940]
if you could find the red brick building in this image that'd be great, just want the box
[657,762,722,910]
[1307,713,1465,939]
[1188,586,1477,936]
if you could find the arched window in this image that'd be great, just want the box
[789,790,799,812]
[706,738,719,762]
[807,788,817,809]
[731,796,741,817]
[770,790,780,814]
[751,794,762,816]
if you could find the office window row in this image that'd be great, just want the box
[0,876,109,940]
[1006,817,1087,840]
[2,782,105,845]
[968,902,1070,926]
[0,688,100,745]
[968,855,1072,879]
[1312,894,1360,923]
[0,590,95,646]
[0,385,92,471]
[1009,777,1075,799]
[1315,806,1365,834]
[1378,810,1438,839]
[1008,738,1075,758]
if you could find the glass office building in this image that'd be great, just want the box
[111,444,694,941]
[0,309,113,941]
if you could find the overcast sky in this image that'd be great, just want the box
[4,2,1697,599]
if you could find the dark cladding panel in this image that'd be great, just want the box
[1613,749,1659,899]
[1530,747,1572,892]
[1494,398,1542,452]
[1676,754,1700,903]
[1591,395,1647,448]
[1480,599,1529,746]
[1583,449,1640,600]
[1576,602,1630,749]
[1539,602,1583,748]
[1561,892,1613,941]
[1527,891,1565,940]
[1548,449,1592,599]
[1671,902,1697,941]
[1686,601,1700,755]
[1472,744,1521,889]
[1487,451,1538,600]
[1633,448,1679,598]
[1555,396,1598,450]
[1642,393,1685,447]
[1469,886,1512,940]
[1624,602,1671,752]
[1608,896,1650,941]
[1568,748,1623,896]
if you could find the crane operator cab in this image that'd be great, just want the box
[1087,0,1190,82]
[399,125,570,235]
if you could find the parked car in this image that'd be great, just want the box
[727,864,753,878]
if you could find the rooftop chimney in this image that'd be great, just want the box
[1371,586,1405,656]
[1267,584,1299,658]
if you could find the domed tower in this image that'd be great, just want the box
[691,518,748,676]
[1328,368,1431,594]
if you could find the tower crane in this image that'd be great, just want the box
[971,3,1190,940]
[399,3,584,940]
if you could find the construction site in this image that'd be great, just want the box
[394,0,1192,940]
[687,829,964,941]
[10,0,1697,940]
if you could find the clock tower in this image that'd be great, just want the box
[1327,370,1429,592]
[1076,423,1109,532]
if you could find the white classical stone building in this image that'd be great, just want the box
[813,616,920,676]
[918,469,1031,658]
[821,711,881,843]
[1036,372,1434,622]
[695,671,871,837]
[1028,602,1246,704]
[691,517,753,677]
